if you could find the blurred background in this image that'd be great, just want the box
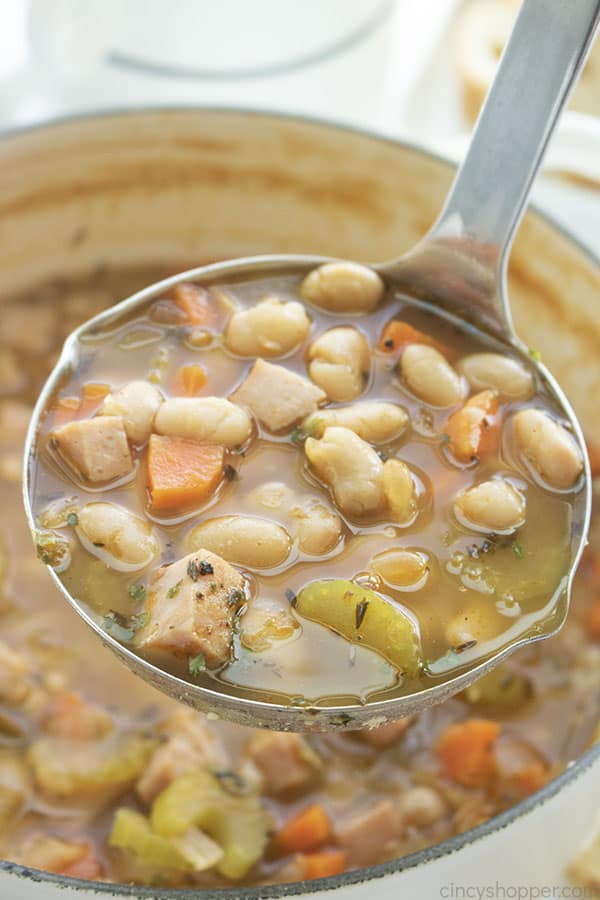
[1,0,598,245]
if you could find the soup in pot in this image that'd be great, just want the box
[1,265,599,888]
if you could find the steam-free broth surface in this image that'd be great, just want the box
[29,262,584,708]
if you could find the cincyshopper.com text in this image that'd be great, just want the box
[440,884,599,899]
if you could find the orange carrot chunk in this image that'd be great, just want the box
[147,434,224,513]
[378,320,453,358]
[445,389,500,462]
[300,850,346,881]
[172,364,207,397]
[173,283,217,326]
[436,718,500,787]
[275,804,333,854]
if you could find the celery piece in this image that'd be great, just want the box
[151,769,269,880]
[28,733,157,799]
[295,578,421,676]
[109,808,190,872]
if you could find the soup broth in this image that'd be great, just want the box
[28,262,584,707]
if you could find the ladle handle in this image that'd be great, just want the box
[390,0,600,340]
[435,0,600,261]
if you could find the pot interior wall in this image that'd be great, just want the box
[1,108,599,442]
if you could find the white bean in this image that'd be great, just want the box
[457,352,534,400]
[382,459,418,523]
[154,397,252,448]
[454,479,526,534]
[101,380,162,444]
[303,400,408,443]
[307,327,370,402]
[77,503,160,572]
[397,786,446,827]
[513,408,583,490]
[401,344,464,408]
[189,515,292,569]
[224,297,311,357]
[446,605,500,649]
[300,261,384,313]
[304,426,384,517]
[371,548,429,590]
[290,501,343,555]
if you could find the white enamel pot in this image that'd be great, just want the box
[1,109,600,899]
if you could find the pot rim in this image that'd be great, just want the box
[1,104,598,896]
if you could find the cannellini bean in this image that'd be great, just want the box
[77,503,160,572]
[454,479,526,533]
[304,426,384,517]
[290,501,343,555]
[189,515,292,569]
[397,786,446,827]
[307,327,370,402]
[101,380,162,444]
[401,344,464,407]
[513,408,583,490]
[383,459,417,523]
[300,261,384,313]
[154,397,252,448]
[224,297,311,357]
[371,548,429,590]
[446,605,501,649]
[303,400,408,443]
[457,353,534,401]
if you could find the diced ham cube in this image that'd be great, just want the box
[231,359,326,432]
[245,732,322,796]
[135,549,245,669]
[336,800,400,867]
[51,416,133,483]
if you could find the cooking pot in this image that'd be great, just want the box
[1,108,599,899]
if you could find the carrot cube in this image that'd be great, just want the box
[147,434,224,513]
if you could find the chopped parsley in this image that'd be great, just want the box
[128,583,147,603]
[285,588,297,608]
[188,652,207,676]
[528,347,542,362]
[131,612,148,631]
[66,512,79,527]
[355,599,370,629]
[187,560,200,581]
[166,580,183,599]
[199,560,214,575]
[512,540,525,560]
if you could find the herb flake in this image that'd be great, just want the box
[290,427,308,446]
[228,588,245,607]
[66,512,79,527]
[188,652,207,676]
[512,541,525,560]
[355,599,370,629]
[166,580,183,599]
[128,583,147,603]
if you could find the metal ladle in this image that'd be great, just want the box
[24,0,597,731]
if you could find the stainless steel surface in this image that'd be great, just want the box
[23,0,598,731]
